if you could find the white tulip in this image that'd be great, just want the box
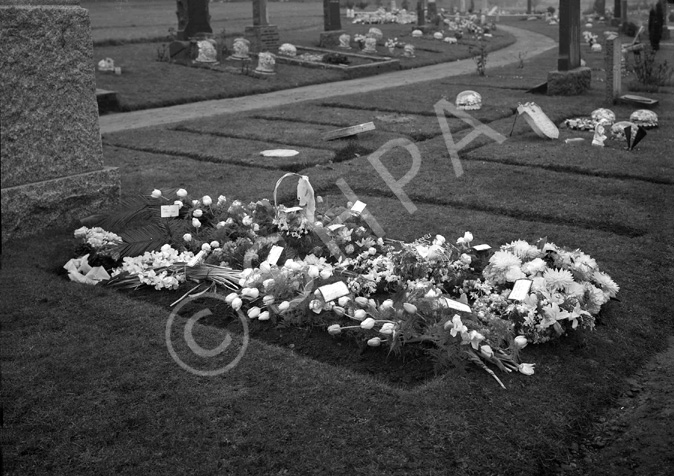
[202,195,212,206]
[176,188,187,197]
[225,292,238,304]
[327,324,342,335]
[514,336,529,349]
[367,337,382,347]
[518,363,535,375]
[151,189,162,198]
[258,311,270,321]
[360,317,376,330]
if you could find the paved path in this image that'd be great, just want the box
[98,25,556,134]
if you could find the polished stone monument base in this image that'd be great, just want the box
[244,24,279,53]
[547,67,591,96]
[319,30,345,48]
[1,168,120,241]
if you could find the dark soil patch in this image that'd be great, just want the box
[119,283,441,389]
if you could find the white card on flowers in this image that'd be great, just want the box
[160,204,180,217]
[351,201,366,214]
[318,281,350,302]
[266,246,284,265]
[508,279,533,301]
[441,298,472,313]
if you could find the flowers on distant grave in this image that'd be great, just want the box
[583,30,599,46]
[384,37,401,50]
[352,7,416,24]
[278,43,297,57]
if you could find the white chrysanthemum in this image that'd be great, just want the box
[592,271,619,298]
[543,268,575,291]
[505,266,526,282]
[585,284,608,314]
[521,257,547,276]
[489,251,522,270]
[566,282,586,299]
[505,240,541,260]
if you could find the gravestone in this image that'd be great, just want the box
[417,0,426,27]
[460,0,466,13]
[604,34,621,103]
[428,0,437,18]
[527,0,532,14]
[595,0,605,16]
[245,0,279,53]
[175,0,212,40]
[0,0,120,244]
[547,0,591,95]
[620,0,627,25]
[661,0,670,40]
[319,0,345,47]
[611,0,621,26]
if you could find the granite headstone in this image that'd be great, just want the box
[0,0,120,243]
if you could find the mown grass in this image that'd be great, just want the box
[3,16,674,476]
[92,0,515,112]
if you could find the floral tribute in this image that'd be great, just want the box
[66,175,618,388]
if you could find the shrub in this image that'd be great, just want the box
[622,21,639,37]
[631,47,674,88]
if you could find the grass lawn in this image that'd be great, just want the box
[91,0,515,111]
[3,13,674,476]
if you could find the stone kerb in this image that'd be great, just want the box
[0,0,120,243]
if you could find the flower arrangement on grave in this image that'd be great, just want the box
[66,175,619,388]
[353,34,367,49]
[384,37,402,53]
[352,7,416,24]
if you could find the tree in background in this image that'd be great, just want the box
[648,1,664,51]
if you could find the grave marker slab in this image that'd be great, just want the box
[245,0,279,53]
[417,0,426,26]
[0,0,120,243]
[547,0,591,95]
[176,0,212,41]
[319,0,345,47]
[604,34,621,103]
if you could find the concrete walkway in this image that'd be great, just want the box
[98,25,557,134]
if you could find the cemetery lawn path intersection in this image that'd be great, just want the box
[96,22,674,476]
[98,24,555,134]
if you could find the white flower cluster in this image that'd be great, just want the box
[74,226,122,254]
[475,240,619,343]
[111,244,194,290]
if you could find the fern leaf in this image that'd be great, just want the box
[112,223,170,259]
